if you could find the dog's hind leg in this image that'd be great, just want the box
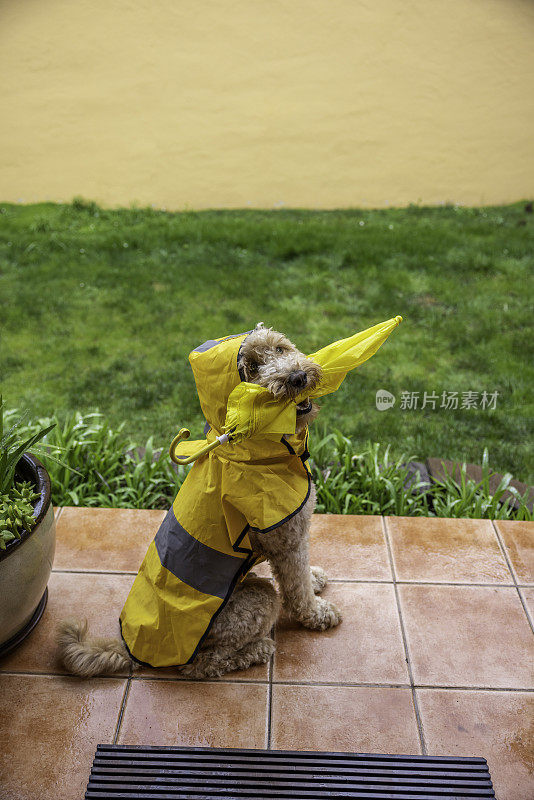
[178,575,279,679]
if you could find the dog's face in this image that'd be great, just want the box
[238,323,322,430]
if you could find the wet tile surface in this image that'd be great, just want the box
[271,685,421,753]
[520,587,534,627]
[417,689,534,800]
[118,679,269,748]
[252,516,391,581]
[5,507,534,798]
[309,515,392,580]
[495,520,534,585]
[0,673,125,800]
[54,506,165,572]
[274,582,409,684]
[386,516,511,583]
[0,572,132,675]
[399,585,534,688]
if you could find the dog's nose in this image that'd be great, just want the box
[288,370,307,389]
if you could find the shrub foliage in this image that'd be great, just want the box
[7,408,532,520]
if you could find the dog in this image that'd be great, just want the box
[58,324,342,678]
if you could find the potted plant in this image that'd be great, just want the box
[0,398,57,656]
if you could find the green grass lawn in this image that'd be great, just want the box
[1,200,533,484]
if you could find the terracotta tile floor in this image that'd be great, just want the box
[0,509,532,800]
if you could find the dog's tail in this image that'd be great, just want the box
[57,619,131,677]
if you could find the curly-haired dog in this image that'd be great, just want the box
[58,324,341,678]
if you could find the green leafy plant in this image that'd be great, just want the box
[0,482,40,549]
[309,430,533,520]
[310,432,432,516]
[430,448,533,520]
[8,409,186,509]
[0,397,56,549]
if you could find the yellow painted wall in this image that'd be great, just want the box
[1,0,533,209]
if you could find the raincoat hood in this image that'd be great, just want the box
[175,315,404,463]
[188,331,251,433]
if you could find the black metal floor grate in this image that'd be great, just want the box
[85,744,495,799]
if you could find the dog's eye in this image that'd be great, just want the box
[276,346,284,354]
[248,361,258,374]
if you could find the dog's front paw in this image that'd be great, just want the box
[300,598,342,631]
[310,565,328,594]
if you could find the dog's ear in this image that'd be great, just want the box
[254,322,265,330]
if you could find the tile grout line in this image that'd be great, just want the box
[0,669,130,680]
[113,675,132,745]
[381,515,427,756]
[393,580,517,587]
[405,684,534,693]
[49,567,526,589]
[381,515,397,583]
[266,625,275,749]
[0,668,268,684]
[491,520,534,636]
[52,568,138,575]
[518,588,534,633]
[1,669,532,692]
[269,680,534,692]
[490,520,519,583]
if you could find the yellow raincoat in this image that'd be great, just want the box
[120,317,402,668]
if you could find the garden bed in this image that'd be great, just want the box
[5,409,533,520]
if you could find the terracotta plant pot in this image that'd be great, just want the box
[0,453,56,656]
